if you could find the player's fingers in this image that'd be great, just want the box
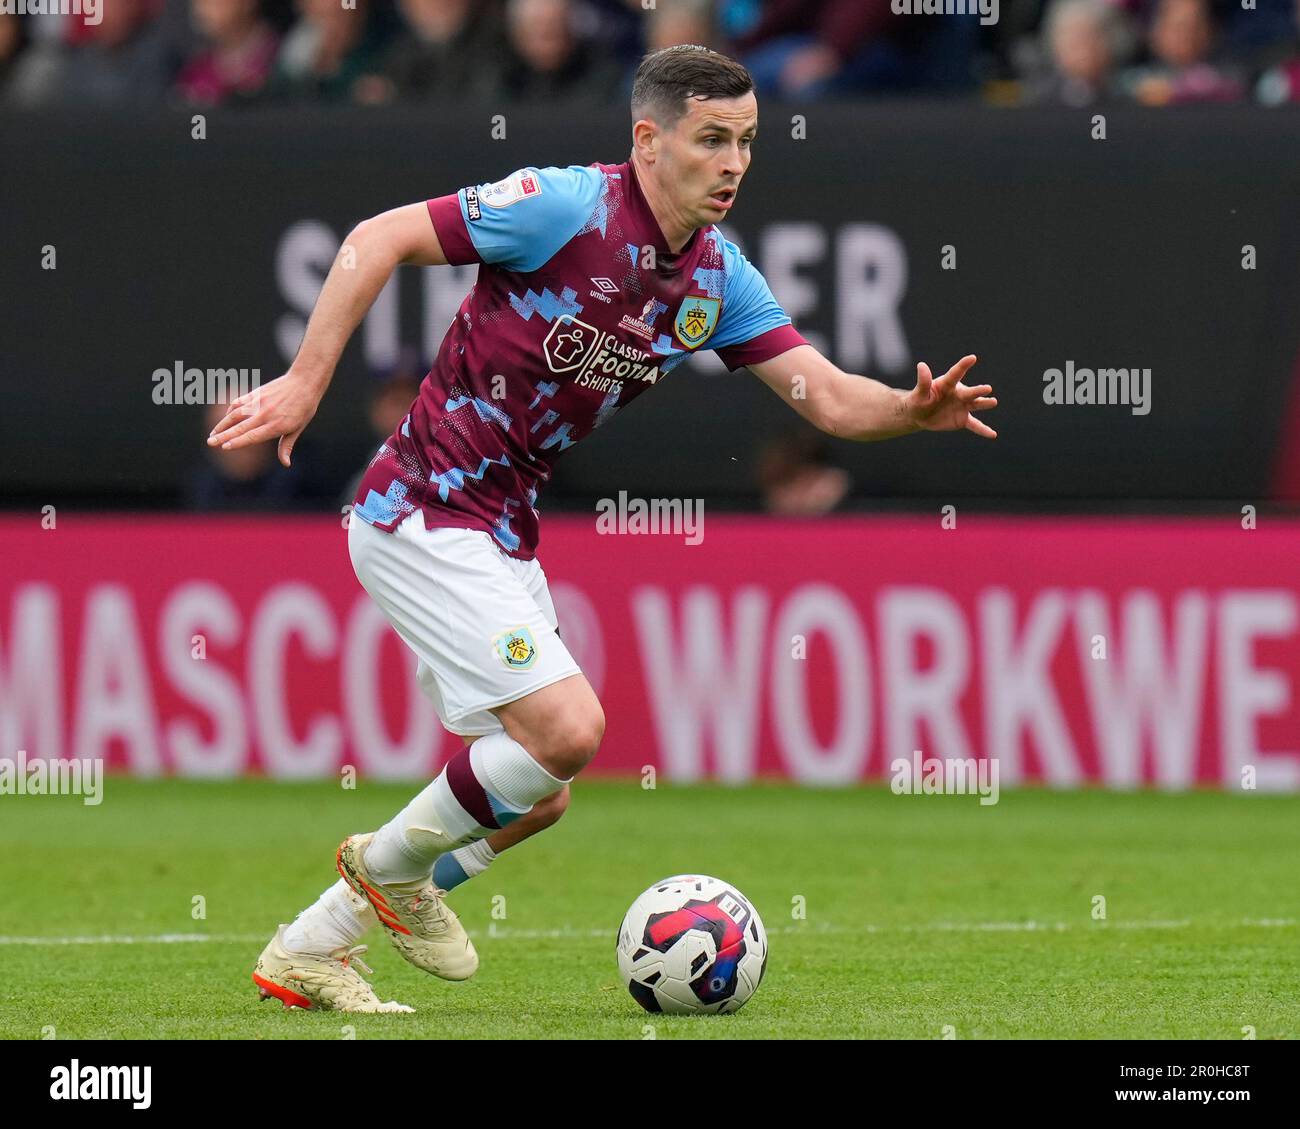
[938,355,977,389]
[278,428,304,468]
[941,355,978,387]
[965,415,997,439]
[915,361,933,397]
[970,396,998,411]
[956,383,993,401]
[207,397,265,444]
[220,421,280,450]
[226,391,264,417]
[207,409,248,444]
[210,414,266,447]
[207,420,249,446]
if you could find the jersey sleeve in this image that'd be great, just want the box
[710,237,810,371]
[426,165,604,274]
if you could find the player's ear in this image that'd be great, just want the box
[632,118,658,162]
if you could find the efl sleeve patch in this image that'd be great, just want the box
[457,165,603,274]
[480,170,543,209]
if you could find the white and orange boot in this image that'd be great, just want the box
[252,925,414,1014]
[336,833,479,981]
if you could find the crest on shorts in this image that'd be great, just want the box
[493,626,538,670]
[673,295,720,349]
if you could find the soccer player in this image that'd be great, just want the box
[210,45,997,1013]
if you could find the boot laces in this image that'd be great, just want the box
[330,943,374,977]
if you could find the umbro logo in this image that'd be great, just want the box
[589,277,619,305]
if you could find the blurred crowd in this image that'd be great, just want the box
[3,0,1300,109]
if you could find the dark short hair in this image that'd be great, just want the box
[630,45,754,128]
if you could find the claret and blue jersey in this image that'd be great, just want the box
[353,158,807,559]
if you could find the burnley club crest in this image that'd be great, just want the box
[673,296,720,349]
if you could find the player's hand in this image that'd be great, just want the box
[206,371,323,467]
[903,354,998,439]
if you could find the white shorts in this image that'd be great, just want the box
[348,512,582,736]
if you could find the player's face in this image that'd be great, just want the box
[663,93,758,227]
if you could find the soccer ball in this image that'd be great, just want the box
[616,874,767,1015]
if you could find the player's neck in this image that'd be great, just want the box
[629,154,695,255]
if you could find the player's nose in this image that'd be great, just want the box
[720,144,745,174]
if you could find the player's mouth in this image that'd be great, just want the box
[708,187,737,211]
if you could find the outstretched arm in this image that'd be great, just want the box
[750,343,997,442]
[207,203,448,466]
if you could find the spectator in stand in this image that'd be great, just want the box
[2,12,44,105]
[584,0,644,64]
[488,0,623,102]
[0,12,26,98]
[734,0,894,98]
[612,0,715,98]
[26,0,182,105]
[0,11,21,71]
[339,347,427,507]
[190,399,315,511]
[174,0,280,105]
[1122,0,1244,103]
[974,0,1047,92]
[1029,0,1136,106]
[267,0,388,102]
[757,432,851,517]
[644,0,715,52]
[1256,0,1300,104]
[733,0,977,98]
[360,0,501,104]
[1220,0,1297,60]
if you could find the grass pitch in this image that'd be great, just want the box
[1,778,1297,1039]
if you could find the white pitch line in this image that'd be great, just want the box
[0,919,1292,945]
